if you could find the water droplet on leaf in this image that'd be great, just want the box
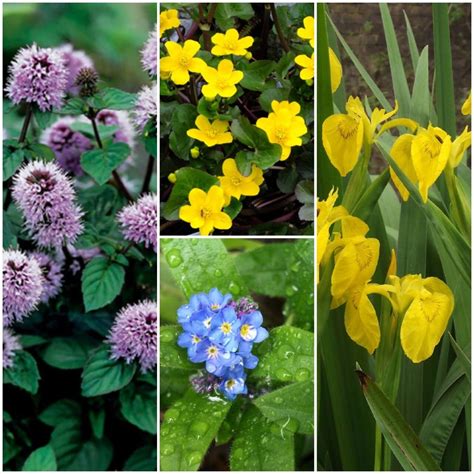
[166,249,183,268]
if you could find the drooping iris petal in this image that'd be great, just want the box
[389,134,417,201]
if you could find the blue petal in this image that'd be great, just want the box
[177,332,192,348]
[243,353,258,369]
[254,327,269,343]
[245,310,263,328]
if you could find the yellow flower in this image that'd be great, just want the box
[211,29,254,56]
[329,48,342,93]
[160,40,207,85]
[295,53,314,81]
[297,16,314,48]
[256,100,307,161]
[187,115,233,147]
[462,90,471,115]
[389,134,417,202]
[201,59,244,100]
[179,186,232,236]
[449,126,471,168]
[160,9,180,38]
[398,276,454,363]
[219,158,263,204]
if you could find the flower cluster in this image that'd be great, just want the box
[117,194,157,252]
[133,83,157,133]
[31,252,63,304]
[12,160,83,248]
[295,16,315,82]
[57,43,95,95]
[141,24,157,77]
[6,44,68,111]
[177,288,268,401]
[107,300,157,373]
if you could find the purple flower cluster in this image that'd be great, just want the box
[117,194,157,252]
[3,329,22,369]
[177,289,269,401]
[107,300,157,373]
[3,250,44,326]
[141,26,157,77]
[97,109,135,154]
[133,83,157,133]
[41,117,92,175]
[6,44,68,111]
[31,252,63,304]
[57,44,95,95]
[12,160,83,248]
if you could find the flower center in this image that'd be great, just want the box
[220,322,232,334]
[224,39,238,51]
[274,127,288,142]
[337,119,359,139]
[192,335,201,344]
[203,317,212,328]
[207,346,219,358]
[206,128,219,138]
[225,378,236,389]
[231,176,241,186]
[201,208,212,218]
[240,324,251,337]
[210,303,220,311]
[178,54,191,68]
[217,79,229,90]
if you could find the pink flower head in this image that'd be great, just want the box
[30,252,63,304]
[3,250,44,326]
[118,194,157,252]
[12,160,83,249]
[3,329,22,369]
[6,43,68,111]
[97,109,135,152]
[57,44,95,95]
[133,83,157,133]
[41,116,92,175]
[141,26,157,77]
[107,300,157,373]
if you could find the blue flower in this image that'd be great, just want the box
[177,294,205,331]
[177,327,206,358]
[200,288,232,314]
[219,364,248,401]
[193,339,237,374]
[209,306,241,352]
[239,311,269,343]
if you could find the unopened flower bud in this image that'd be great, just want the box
[75,67,99,98]
[190,147,200,159]
[168,173,177,183]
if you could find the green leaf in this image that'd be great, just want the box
[59,97,87,115]
[50,419,82,469]
[161,238,248,298]
[160,325,198,370]
[239,60,276,92]
[81,142,130,185]
[410,46,430,126]
[258,87,290,112]
[160,389,231,471]
[234,243,294,297]
[223,197,242,220]
[230,405,295,470]
[66,437,113,471]
[214,3,254,30]
[254,381,314,434]
[41,337,96,369]
[81,256,125,312]
[169,104,197,160]
[34,110,58,130]
[39,399,82,427]
[69,122,119,140]
[23,445,57,471]
[4,350,40,394]
[448,334,470,382]
[252,326,313,382]
[356,369,441,471]
[89,87,136,111]
[3,146,24,181]
[124,446,157,471]
[88,408,105,439]
[81,345,136,397]
[120,382,157,434]
[163,167,218,220]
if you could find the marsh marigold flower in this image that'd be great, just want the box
[201,59,244,100]
[6,44,68,111]
[219,158,263,204]
[12,160,83,248]
[133,83,157,133]
[297,16,314,48]
[108,300,157,373]
[187,115,233,147]
[31,252,63,304]
[118,194,157,252]
[256,100,307,160]
[3,250,44,326]
[57,44,95,95]
[211,29,254,56]
[160,40,206,85]
[3,329,22,369]
[295,53,314,81]
[462,90,471,115]
[179,186,232,236]
[141,25,157,77]
[160,9,180,38]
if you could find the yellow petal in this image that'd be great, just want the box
[211,211,232,230]
[329,48,342,93]
[389,134,417,201]
[461,90,471,116]
[188,188,207,207]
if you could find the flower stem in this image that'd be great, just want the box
[270,4,290,53]
[141,155,155,194]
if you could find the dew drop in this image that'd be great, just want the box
[160,329,174,343]
[285,285,298,297]
[232,448,244,460]
[166,249,183,268]
[161,443,175,456]
[273,396,283,404]
[190,420,209,438]
[165,408,180,422]
[229,281,240,295]
[186,451,201,467]
[214,269,223,277]
[275,368,292,381]
[277,344,295,360]
[295,367,311,382]
[291,261,300,272]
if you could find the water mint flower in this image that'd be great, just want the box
[3,329,22,369]
[133,83,157,133]
[141,25,157,77]
[31,251,63,303]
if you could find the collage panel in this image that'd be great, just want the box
[317,3,471,472]
[160,238,314,470]
[3,3,157,471]
[160,3,315,236]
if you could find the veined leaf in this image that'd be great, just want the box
[124,446,157,471]
[22,445,57,471]
[120,382,157,434]
[39,399,82,427]
[3,350,40,394]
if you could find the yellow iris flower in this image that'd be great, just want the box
[160,40,207,85]
[160,9,180,38]
[256,100,307,161]
[179,185,232,236]
[462,90,471,115]
[449,126,471,168]
[295,53,314,81]
[211,29,254,56]
[219,158,263,204]
[297,16,314,48]
[201,59,244,100]
[329,48,342,93]
[187,115,233,147]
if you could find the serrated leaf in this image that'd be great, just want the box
[59,97,87,115]
[3,350,40,394]
[81,256,125,312]
[251,326,314,382]
[39,399,82,427]
[3,148,24,181]
[120,382,157,434]
[81,345,136,397]
[124,445,157,471]
[81,142,130,185]
[89,87,136,111]
[41,337,97,369]
[50,419,82,468]
[22,445,57,471]
[160,389,231,471]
